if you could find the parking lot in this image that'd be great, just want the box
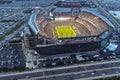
[0,0,56,8]
[0,43,25,71]
[0,0,57,71]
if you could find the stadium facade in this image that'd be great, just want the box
[28,0,113,55]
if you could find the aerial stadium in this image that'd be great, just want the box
[28,0,113,55]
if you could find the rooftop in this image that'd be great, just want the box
[53,7,71,13]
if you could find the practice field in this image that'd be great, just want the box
[55,26,76,38]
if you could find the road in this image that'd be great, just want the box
[1,59,120,80]
[2,22,26,44]
[20,67,120,80]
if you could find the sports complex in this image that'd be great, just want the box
[28,0,114,55]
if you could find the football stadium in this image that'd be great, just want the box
[38,10,111,41]
[28,0,113,55]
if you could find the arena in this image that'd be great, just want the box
[28,3,113,55]
[36,10,111,41]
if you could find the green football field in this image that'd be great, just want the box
[55,26,76,38]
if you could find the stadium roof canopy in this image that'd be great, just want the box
[106,43,118,51]
[53,7,71,13]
